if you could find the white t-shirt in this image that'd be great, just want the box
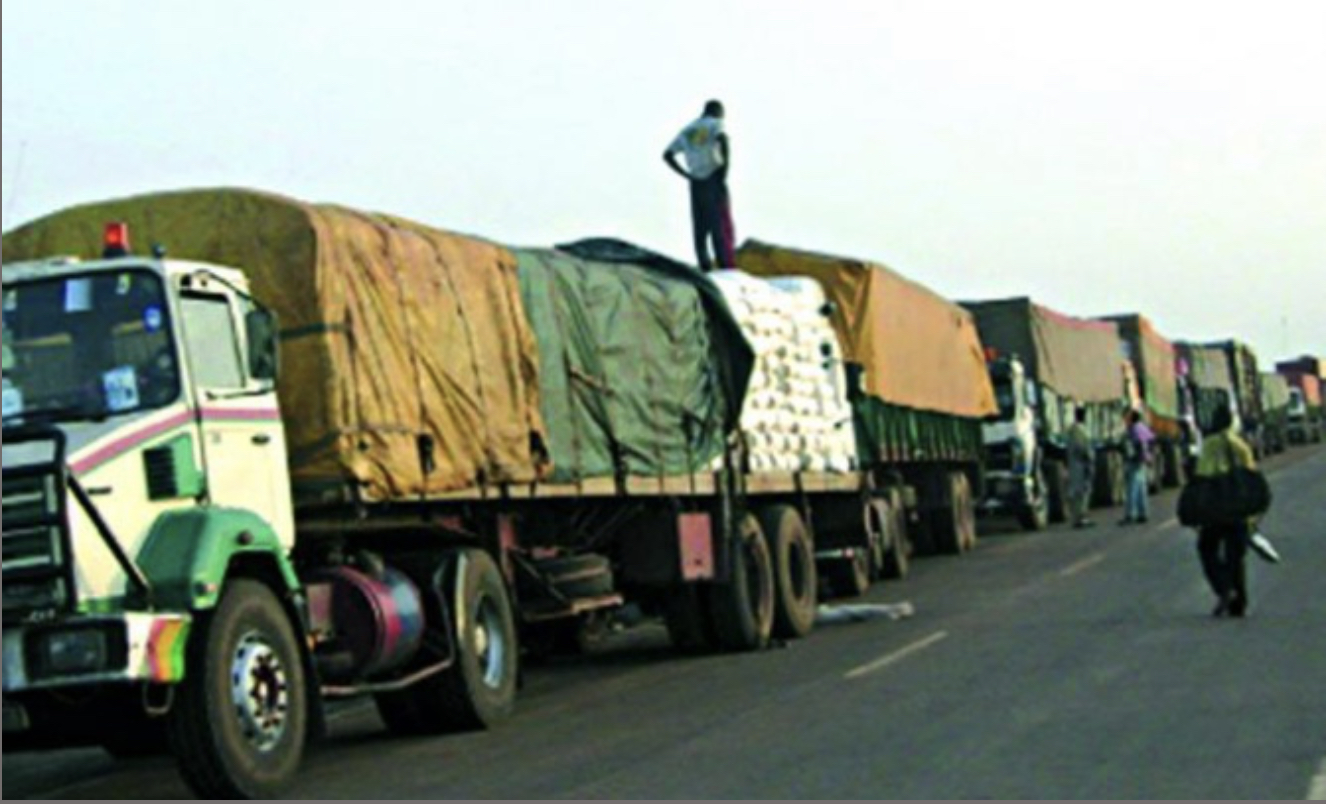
[667,115,726,180]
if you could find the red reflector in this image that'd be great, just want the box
[103,222,130,257]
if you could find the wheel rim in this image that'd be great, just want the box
[473,594,509,690]
[229,630,289,753]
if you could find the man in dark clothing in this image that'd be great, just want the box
[1193,405,1258,617]
[663,100,735,271]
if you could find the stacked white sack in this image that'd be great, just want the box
[709,270,857,473]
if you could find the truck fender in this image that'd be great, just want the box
[136,507,300,612]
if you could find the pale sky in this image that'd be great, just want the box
[3,0,1323,364]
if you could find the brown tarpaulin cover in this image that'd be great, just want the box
[1,188,549,501]
[736,240,996,419]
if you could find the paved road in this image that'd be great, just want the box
[6,445,1325,800]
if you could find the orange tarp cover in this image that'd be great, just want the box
[737,240,996,419]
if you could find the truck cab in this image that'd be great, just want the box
[978,354,1049,530]
[3,226,294,768]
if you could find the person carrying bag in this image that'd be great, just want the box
[1178,406,1272,617]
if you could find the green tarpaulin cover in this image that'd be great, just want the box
[514,239,752,482]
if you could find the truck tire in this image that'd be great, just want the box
[824,550,871,598]
[934,472,977,554]
[879,495,910,580]
[1163,441,1185,487]
[705,513,774,651]
[759,505,817,640]
[1148,449,1164,494]
[377,549,517,734]
[167,579,307,800]
[1017,467,1050,532]
[1093,452,1124,507]
[1044,460,1069,524]
[663,583,716,652]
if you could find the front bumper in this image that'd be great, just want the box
[3,611,190,697]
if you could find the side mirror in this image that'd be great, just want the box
[245,307,280,382]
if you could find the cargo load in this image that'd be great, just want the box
[512,240,752,484]
[708,270,856,473]
[736,240,995,465]
[1,188,550,501]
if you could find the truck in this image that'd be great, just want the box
[1204,340,1266,456]
[961,297,1133,529]
[1177,341,1242,436]
[1277,356,1325,444]
[1101,314,1194,493]
[736,240,998,589]
[1258,372,1292,455]
[0,189,908,797]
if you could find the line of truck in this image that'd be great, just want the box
[2,188,1322,798]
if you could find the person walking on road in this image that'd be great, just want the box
[663,99,735,271]
[1066,406,1095,528]
[1193,405,1258,617]
[1119,408,1154,524]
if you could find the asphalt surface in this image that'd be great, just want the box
[5,444,1326,800]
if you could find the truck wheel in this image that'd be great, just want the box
[879,497,910,580]
[167,579,307,800]
[824,551,871,598]
[1045,460,1069,523]
[663,583,716,653]
[382,549,517,734]
[759,505,817,640]
[955,473,978,552]
[1148,449,1164,494]
[1109,453,1126,506]
[705,513,774,651]
[1165,441,1186,487]
[1016,467,1050,532]
[934,472,976,554]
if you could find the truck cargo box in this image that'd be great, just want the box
[512,240,752,484]
[736,240,995,464]
[962,297,1123,403]
[1,188,550,502]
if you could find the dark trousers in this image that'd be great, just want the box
[1198,521,1249,606]
[689,175,735,271]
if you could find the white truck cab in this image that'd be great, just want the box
[3,224,291,744]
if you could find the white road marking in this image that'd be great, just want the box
[1058,552,1105,578]
[1308,754,1326,800]
[844,630,948,680]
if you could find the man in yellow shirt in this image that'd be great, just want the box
[1192,405,1258,617]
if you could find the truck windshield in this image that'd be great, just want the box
[2,269,180,424]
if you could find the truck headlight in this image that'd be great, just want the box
[27,625,123,679]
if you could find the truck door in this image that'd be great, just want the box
[178,288,295,543]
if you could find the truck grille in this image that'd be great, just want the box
[985,441,1015,472]
[2,430,77,624]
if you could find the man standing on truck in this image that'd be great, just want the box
[1120,408,1154,524]
[1067,406,1095,528]
[663,99,735,271]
